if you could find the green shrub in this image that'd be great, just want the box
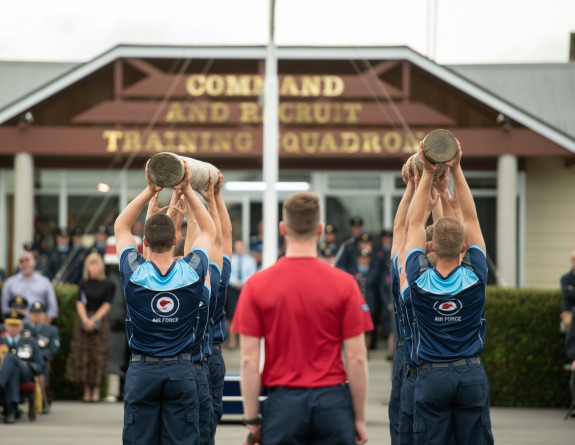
[483,287,570,408]
[51,284,83,400]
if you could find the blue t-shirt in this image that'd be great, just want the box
[202,262,222,357]
[211,255,231,344]
[390,253,403,342]
[399,260,420,368]
[119,246,208,357]
[405,245,488,363]
[191,278,211,362]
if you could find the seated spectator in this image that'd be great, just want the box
[0,311,45,424]
[26,302,60,413]
[1,251,58,324]
[8,295,28,318]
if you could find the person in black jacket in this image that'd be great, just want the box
[565,306,575,418]
[560,251,575,332]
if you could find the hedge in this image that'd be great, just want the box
[482,286,570,408]
[1,284,572,407]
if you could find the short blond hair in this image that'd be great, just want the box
[432,217,464,260]
[83,252,106,281]
[282,192,321,239]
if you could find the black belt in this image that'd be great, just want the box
[213,343,222,351]
[396,340,405,347]
[407,368,417,377]
[419,357,481,370]
[264,382,347,395]
[131,353,201,368]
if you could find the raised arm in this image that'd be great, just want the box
[115,163,163,260]
[445,141,486,252]
[166,189,184,242]
[174,164,216,260]
[198,173,223,269]
[391,160,415,259]
[214,171,233,259]
[400,143,441,289]
[142,191,170,260]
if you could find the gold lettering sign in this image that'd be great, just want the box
[164,101,363,125]
[102,130,425,156]
[103,130,254,154]
[184,75,345,97]
[103,130,123,152]
[278,131,425,155]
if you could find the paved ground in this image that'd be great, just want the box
[1,344,574,444]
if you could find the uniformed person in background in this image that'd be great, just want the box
[0,311,45,424]
[90,225,110,258]
[45,227,72,284]
[8,295,28,318]
[335,217,365,272]
[66,226,87,285]
[322,223,340,253]
[26,301,60,413]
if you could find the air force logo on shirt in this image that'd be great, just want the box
[433,299,463,322]
[151,292,180,322]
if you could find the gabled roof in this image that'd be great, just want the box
[0,61,78,111]
[1,44,574,153]
[450,63,575,141]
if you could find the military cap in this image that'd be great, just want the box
[324,224,337,234]
[71,226,84,237]
[56,227,70,237]
[9,295,28,309]
[4,310,24,325]
[95,225,109,235]
[30,301,47,313]
[349,216,364,227]
[380,229,393,238]
[359,233,372,243]
[320,247,335,258]
[23,241,38,251]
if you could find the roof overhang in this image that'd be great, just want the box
[1,44,574,154]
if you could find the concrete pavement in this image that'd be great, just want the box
[1,345,574,444]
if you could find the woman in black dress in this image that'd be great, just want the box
[65,252,114,402]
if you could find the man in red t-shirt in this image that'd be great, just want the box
[232,192,372,445]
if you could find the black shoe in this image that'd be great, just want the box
[4,413,16,424]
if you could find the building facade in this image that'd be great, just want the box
[1,45,574,287]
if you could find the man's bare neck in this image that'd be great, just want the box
[434,258,460,278]
[149,251,175,274]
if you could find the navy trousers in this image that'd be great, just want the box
[123,357,199,445]
[195,361,213,445]
[389,344,406,444]
[262,384,356,445]
[0,354,34,414]
[398,367,416,445]
[413,360,494,445]
[207,347,226,445]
